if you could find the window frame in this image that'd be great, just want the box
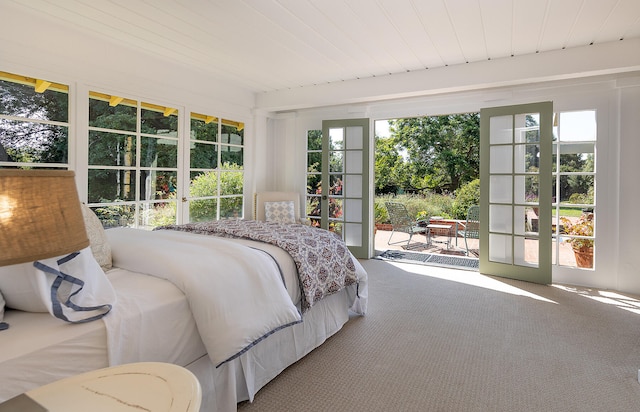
[0,70,71,170]
[552,109,597,269]
[87,91,180,229]
[185,113,245,222]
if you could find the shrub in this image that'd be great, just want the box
[568,191,593,205]
[146,200,177,227]
[376,193,454,222]
[452,179,480,219]
[374,199,389,224]
[93,202,135,228]
[189,163,244,221]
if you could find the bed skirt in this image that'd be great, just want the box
[187,286,354,411]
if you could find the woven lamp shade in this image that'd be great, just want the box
[0,170,90,266]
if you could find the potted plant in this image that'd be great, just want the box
[374,202,392,231]
[560,212,594,268]
[416,210,429,227]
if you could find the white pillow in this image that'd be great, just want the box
[0,248,116,322]
[264,201,296,224]
[34,247,116,323]
[81,203,112,271]
[0,262,48,312]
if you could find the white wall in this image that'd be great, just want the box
[0,2,259,217]
[265,73,640,294]
[617,83,640,293]
[3,1,640,293]
[0,2,254,115]
[256,38,640,112]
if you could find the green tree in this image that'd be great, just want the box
[452,179,480,219]
[0,79,69,164]
[391,113,480,193]
[189,163,244,221]
[306,129,322,196]
[558,153,594,203]
[190,118,218,168]
[374,135,407,194]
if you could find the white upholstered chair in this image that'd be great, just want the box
[253,191,302,223]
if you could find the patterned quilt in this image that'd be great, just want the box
[157,220,359,311]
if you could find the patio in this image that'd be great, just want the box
[375,227,477,257]
[374,228,582,268]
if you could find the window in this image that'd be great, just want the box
[0,71,69,169]
[1,74,247,227]
[553,110,596,269]
[188,113,244,221]
[88,92,178,228]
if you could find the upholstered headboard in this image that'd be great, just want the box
[253,191,301,222]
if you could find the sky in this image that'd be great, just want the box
[376,111,595,141]
[375,120,391,138]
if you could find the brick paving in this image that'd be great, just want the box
[375,229,579,267]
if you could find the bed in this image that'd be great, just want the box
[0,203,368,411]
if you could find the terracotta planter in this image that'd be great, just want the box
[573,247,593,268]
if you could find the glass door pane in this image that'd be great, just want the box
[480,102,552,284]
[554,110,597,269]
[322,119,370,258]
[305,130,323,228]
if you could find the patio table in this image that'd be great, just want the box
[426,223,453,249]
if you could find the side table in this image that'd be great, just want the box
[2,362,201,412]
[426,223,453,249]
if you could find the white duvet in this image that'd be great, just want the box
[104,228,303,367]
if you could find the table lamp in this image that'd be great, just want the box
[1,169,115,326]
[0,169,90,412]
[0,169,89,267]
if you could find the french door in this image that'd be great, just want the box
[317,119,370,259]
[479,102,553,284]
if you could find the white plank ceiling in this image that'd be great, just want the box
[8,0,640,93]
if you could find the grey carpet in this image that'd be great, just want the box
[238,259,640,412]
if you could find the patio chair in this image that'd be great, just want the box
[458,205,480,256]
[385,202,428,247]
